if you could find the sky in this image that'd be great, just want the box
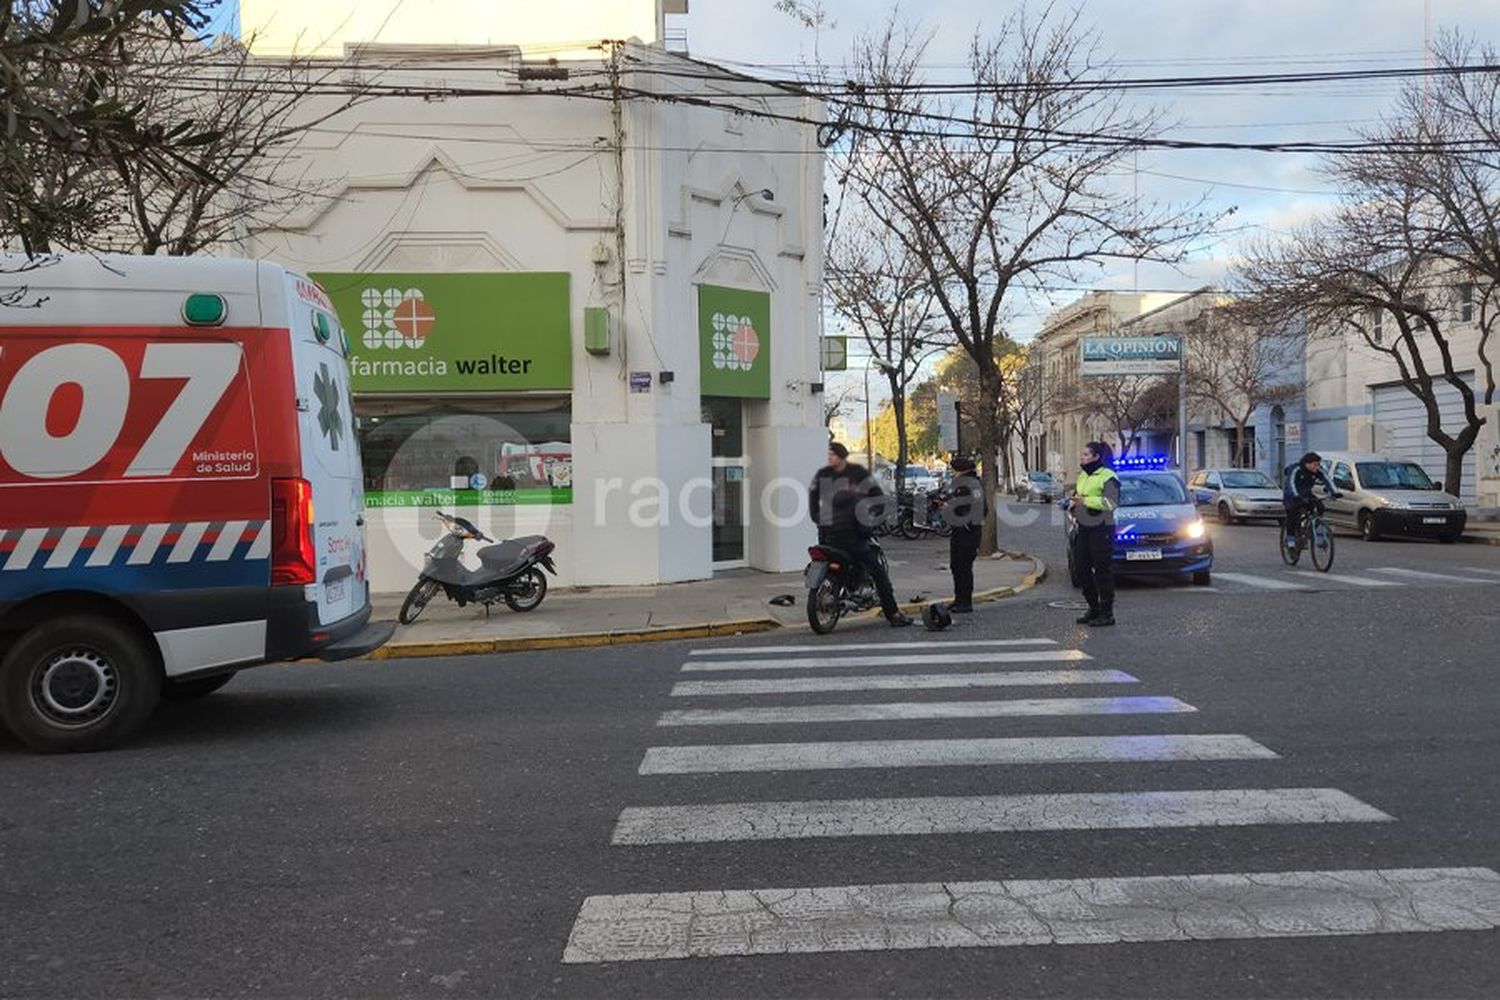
[206,1,1500,423]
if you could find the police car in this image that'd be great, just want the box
[1067,457,1214,587]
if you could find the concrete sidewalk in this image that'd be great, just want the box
[367,537,1044,659]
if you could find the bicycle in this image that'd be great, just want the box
[1279,499,1335,571]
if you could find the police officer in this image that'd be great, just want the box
[945,455,984,613]
[1065,441,1121,627]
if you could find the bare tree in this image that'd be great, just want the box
[1240,32,1500,496]
[1059,373,1177,456]
[1240,209,1481,496]
[821,381,857,426]
[826,217,948,494]
[832,6,1217,554]
[99,37,370,256]
[1,1,214,255]
[1184,304,1302,468]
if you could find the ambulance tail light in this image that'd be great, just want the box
[271,477,317,586]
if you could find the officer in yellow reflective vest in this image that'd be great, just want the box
[1065,441,1122,627]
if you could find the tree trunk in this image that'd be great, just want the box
[1234,418,1250,468]
[1445,447,1465,499]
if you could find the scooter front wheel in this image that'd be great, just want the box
[399,579,440,625]
[807,579,843,634]
[503,568,548,612]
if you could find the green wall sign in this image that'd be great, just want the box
[314,272,572,393]
[698,284,771,399]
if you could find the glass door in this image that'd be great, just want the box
[702,397,747,568]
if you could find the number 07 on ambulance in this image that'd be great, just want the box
[0,254,393,752]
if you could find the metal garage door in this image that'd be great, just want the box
[1371,373,1477,501]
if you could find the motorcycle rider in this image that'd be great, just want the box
[810,443,913,627]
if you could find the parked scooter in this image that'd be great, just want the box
[398,511,557,625]
[803,538,889,634]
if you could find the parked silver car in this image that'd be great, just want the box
[1315,451,1467,542]
[1015,470,1064,503]
[1188,468,1285,524]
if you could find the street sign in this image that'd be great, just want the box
[821,336,848,371]
[1080,336,1182,377]
[1285,422,1302,445]
[937,390,959,451]
[629,371,652,393]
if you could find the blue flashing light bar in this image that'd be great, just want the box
[1115,455,1173,469]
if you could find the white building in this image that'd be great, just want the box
[241,1,830,589]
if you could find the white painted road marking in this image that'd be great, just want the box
[1373,566,1499,585]
[563,866,1500,962]
[638,733,1278,775]
[1290,570,1402,587]
[670,669,1139,697]
[1212,572,1313,591]
[687,639,1058,657]
[681,650,1091,673]
[656,696,1196,728]
[610,787,1390,845]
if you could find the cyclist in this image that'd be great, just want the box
[1282,451,1341,546]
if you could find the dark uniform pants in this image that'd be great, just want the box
[949,527,980,607]
[851,542,901,618]
[1073,524,1115,613]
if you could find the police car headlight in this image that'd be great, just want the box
[1183,518,1206,540]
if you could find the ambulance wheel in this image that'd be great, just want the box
[161,672,237,701]
[504,569,547,612]
[0,616,161,753]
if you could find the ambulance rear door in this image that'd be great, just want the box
[274,267,367,627]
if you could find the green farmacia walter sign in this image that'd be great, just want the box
[314,272,572,392]
[698,284,771,399]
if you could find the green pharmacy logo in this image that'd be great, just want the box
[314,362,344,451]
[709,312,761,372]
[361,287,436,350]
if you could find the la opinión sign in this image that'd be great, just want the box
[1079,335,1182,376]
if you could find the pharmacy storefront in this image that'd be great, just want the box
[317,271,577,592]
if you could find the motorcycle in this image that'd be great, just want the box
[897,487,954,539]
[803,539,889,634]
[398,511,557,625]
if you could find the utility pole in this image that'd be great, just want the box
[863,363,873,466]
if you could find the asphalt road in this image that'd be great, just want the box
[4,503,1500,999]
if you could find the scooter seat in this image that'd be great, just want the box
[477,535,549,575]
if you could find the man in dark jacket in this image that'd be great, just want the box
[945,455,985,612]
[810,443,912,626]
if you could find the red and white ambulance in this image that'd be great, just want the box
[0,255,392,752]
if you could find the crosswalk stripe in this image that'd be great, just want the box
[563,866,1500,962]
[610,786,1388,845]
[656,696,1196,728]
[1372,566,1499,585]
[1468,567,1500,576]
[681,650,1091,673]
[638,733,1277,775]
[1290,570,1402,587]
[1212,572,1312,591]
[670,670,1139,697]
[687,639,1058,657]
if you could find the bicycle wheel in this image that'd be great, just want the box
[1278,525,1302,566]
[1309,516,1335,571]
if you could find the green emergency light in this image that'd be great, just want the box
[183,293,227,326]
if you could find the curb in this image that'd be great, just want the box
[1460,533,1500,546]
[365,552,1045,661]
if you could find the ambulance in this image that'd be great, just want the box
[0,255,393,752]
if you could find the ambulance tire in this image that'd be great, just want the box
[161,672,237,701]
[0,615,162,753]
